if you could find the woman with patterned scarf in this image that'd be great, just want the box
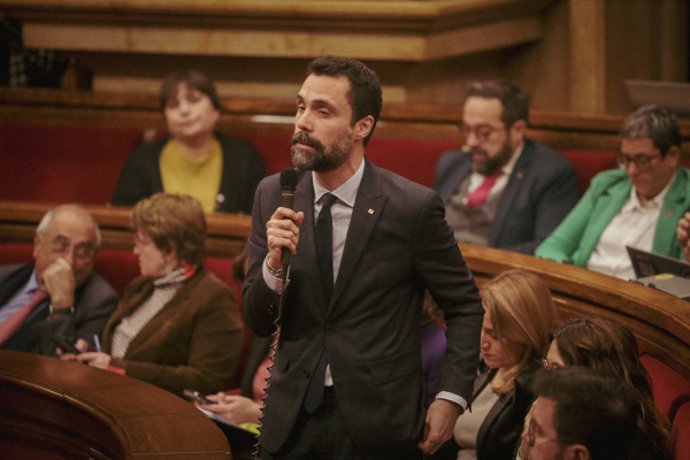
[76,193,243,396]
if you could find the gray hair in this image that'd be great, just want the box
[620,105,681,156]
[36,205,102,247]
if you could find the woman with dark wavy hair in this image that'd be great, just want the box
[541,316,673,460]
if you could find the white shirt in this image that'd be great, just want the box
[587,174,674,280]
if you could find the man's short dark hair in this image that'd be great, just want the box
[465,80,529,127]
[620,104,681,156]
[532,367,639,460]
[159,69,222,112]
[307,55,382,146]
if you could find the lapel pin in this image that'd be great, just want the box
[368,209,375,215]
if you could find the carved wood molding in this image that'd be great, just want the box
[2,0,551,61]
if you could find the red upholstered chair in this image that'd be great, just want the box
[0,242,34,265]
[560,150,618,195]
[640,354,690,422]
[0,123,144,204]
[673,402,690,460]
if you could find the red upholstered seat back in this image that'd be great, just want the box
[673,402,690,460]
[0,123,142,204]
[560,150,618,195]
[640,354,690,422]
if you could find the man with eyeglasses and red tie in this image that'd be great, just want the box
[537,105,690,280]
[0,205,118,356]
[433,80,579,254]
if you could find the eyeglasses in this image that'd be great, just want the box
[541,358,566,370]
[527,418,566,446]
[617,153,661,170]
[459,123,504,144]
[50,238,95,261]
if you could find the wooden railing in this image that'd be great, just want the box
[460,244,690,380]
[0,200,251,258]
[0,350,230,459]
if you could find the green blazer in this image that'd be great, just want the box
[536,167,690,267]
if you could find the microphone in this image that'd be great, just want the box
[279,168,299,269]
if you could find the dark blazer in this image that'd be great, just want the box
[243,159,484,457]
[474,364,538,459]
[433,139,579,254]
[112,133,265,213]
[434,362,538,460]
[0,262,118,356]
[103,269,244,396]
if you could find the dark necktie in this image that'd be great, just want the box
[304,192,337,413]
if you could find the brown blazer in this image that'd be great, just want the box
[103,269,243,396]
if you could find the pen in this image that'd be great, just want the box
[93,334,101,353]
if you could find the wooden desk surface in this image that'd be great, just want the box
[0,350,230,459]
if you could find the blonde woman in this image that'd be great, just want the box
[444,269,557,459]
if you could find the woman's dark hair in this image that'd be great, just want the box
[158,69,222,112]
[553,316,673,457]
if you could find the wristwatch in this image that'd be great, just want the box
[265,255,284,278]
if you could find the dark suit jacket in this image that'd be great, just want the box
[103,269,244,396]
[112,133,265,213]
[0,262,118,356]
[434,362,538,460]
[243,159,483,457]
[433,139,579,254]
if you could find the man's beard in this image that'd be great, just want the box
[291,129,353,172]
[471,137,513,175]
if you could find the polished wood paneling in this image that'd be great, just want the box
[0,350,230,459]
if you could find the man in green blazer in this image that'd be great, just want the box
[536,105,689,279]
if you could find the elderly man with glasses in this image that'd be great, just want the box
[536,105,689,279]
[433,79,579,254]
[0,204,118,356]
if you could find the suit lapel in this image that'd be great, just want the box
[654,170,687,254]
[492,144,533,241]
[578,180,631,261]
[330,159,386,312]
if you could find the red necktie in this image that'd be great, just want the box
[467,171,502,208]
[0,289,47,344]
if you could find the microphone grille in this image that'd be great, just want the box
[280,168,299,189]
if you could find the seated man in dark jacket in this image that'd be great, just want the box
[433,80,578,254]
[0,204,118,356]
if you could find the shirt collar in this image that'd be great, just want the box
[312,159,365,207]
[623,170,676,212]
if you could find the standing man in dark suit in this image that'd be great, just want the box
[433,80,579,254]
[0,204,118,356]
[243,55,483,459]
